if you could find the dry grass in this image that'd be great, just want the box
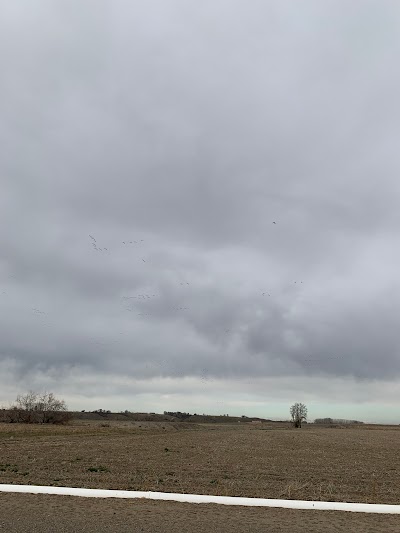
[0,421,399,505]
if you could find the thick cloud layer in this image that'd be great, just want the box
[1,1,400,422]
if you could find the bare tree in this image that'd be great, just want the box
[290,402,307,428]
[7,391,71,424]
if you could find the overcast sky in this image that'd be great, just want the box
[1,1,400,423]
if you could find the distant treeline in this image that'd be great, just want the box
[314,418,364,424]
[163,411,249,419]
[164,411,192,420]
[163,411,272,423]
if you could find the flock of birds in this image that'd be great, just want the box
[89,235,146,261]
[0,221,319,388]
[87,225,304,310]
[3,224,304,329]
[84,227,317,376]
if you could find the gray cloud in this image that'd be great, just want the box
[1,1,400,421]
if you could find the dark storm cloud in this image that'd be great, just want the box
[2,0,400,413]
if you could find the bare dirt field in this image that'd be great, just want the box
[1,421,400,531]
[1,493,400,533]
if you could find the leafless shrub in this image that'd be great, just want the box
[6,391,72,424]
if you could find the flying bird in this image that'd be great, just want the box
[89,235,96,241]
[272,221,276,224]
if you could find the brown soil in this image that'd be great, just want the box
[1,493,400,532]
[0,421,399,506]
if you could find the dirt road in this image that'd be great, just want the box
[1,493,399,532]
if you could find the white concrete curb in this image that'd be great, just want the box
[1,485,399,513]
